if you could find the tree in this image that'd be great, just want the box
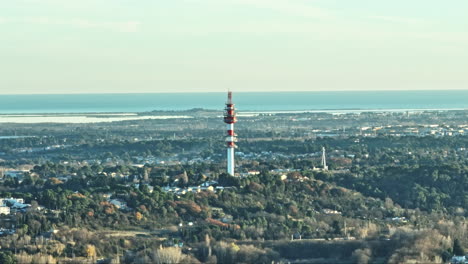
[453,239,465,256]
[331,220,342,235]
[0,251,16,264]
[352,248,372,264]
[135,212,143,221]
[152,247,184,264]
[86,244,97,259]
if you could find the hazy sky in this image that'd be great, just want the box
[1,0,467,94]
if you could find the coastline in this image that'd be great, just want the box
[0,108,466,124]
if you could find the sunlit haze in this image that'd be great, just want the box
[1,0,467,94]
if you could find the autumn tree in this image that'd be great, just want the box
[85,244,97,260]
[152,246,184,264]
[135,212,143,221]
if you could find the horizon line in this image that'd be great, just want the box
[0,89,466,96]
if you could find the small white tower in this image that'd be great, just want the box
[321,147,328,171]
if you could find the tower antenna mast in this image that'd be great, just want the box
[223,91,237,175]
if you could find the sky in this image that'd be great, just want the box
[0,0,467,94]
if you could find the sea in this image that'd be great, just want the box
[1,90,467,114]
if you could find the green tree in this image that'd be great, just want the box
[453,239,465,256]
[0,251,16,264]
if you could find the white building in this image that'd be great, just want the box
[0,206,10,215]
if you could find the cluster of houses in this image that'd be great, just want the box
[0,197,31,215]
[12,144,71,154]
[294,124,468,138]
[1,170,30,184]
[365,124,468,137]
[163,180,225,196]
[134,155,214,166]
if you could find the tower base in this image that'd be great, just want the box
[227,148,234,175]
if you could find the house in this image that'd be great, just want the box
[450,256,466,264]
[387,217,408,223]
[0,228,15,235]
[0,197,32,213]
[11,203,30,210]
[109,199,128,210]
[4,170,27,178]
[0,198,25,205]
[221,215,233,223]
[0,206,10,215]
[201,180,218,187]
[323,209,342,215]
[57,176,71,182]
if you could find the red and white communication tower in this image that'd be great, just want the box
[223,91,237,175]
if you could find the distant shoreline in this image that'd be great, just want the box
[0,107,467,115]
[241,108,468,115]
[0,108,466,124]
